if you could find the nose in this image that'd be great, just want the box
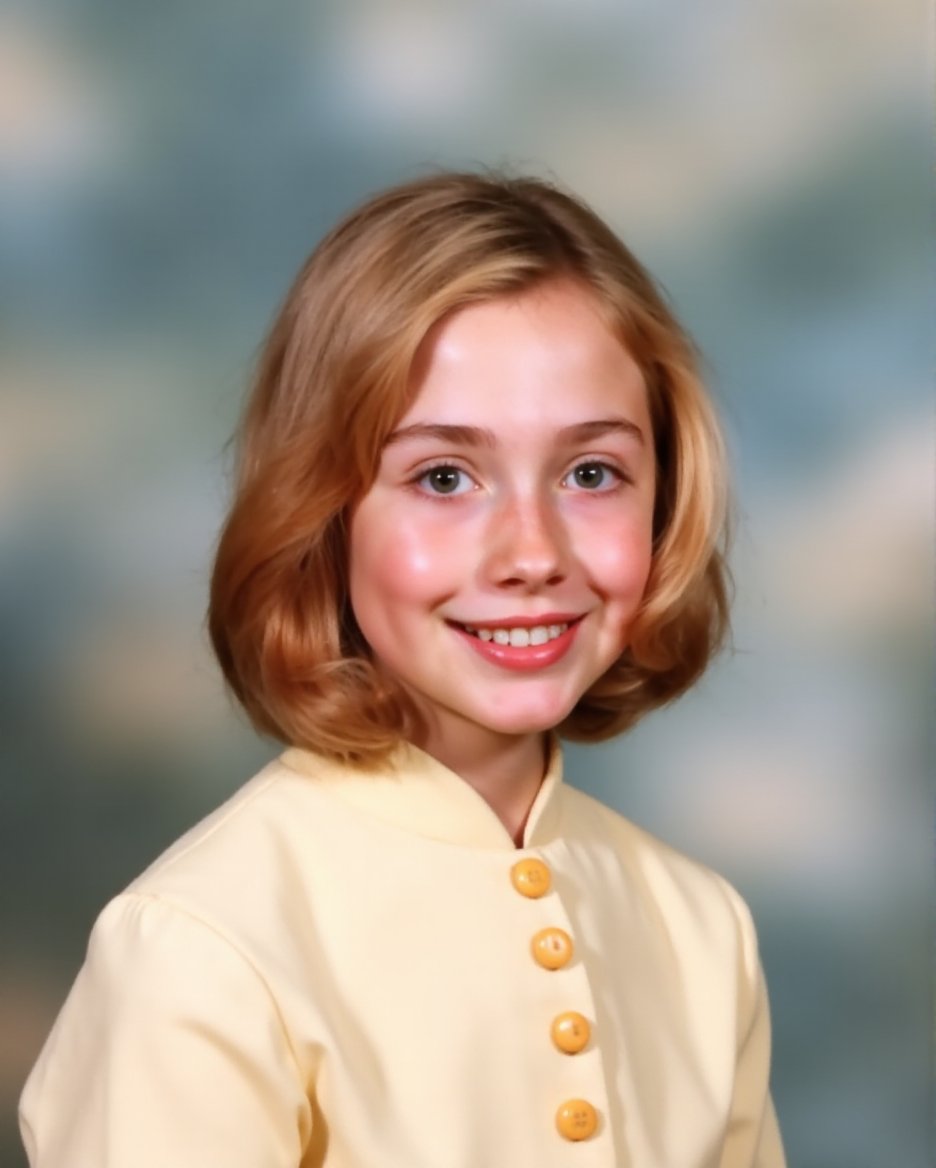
[483,493,568,590]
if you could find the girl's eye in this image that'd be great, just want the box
[565,461,621,491]
[416,465,474,496]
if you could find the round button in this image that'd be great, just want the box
[555,1098,598,1141]
[531,927,573,970]
[510,858,551,898]
[551,1010,590,1054]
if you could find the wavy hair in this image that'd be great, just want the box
[208,171,730,762]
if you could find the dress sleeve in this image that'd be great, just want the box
[717,881,787,1168]
[19,893,313,1168]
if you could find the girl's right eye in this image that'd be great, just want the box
[414,464,475,496]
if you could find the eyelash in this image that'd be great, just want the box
[410,459,629,498]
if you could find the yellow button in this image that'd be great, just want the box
[555,1098,598,1141]
[510,858,551,898]
[551,1010,590,1054]
[531,927,573,970]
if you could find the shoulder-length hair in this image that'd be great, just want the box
[208,171,730,762]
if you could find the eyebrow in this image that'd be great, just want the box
[384,418,646,448]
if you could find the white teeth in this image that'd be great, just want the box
[466,622,570,645]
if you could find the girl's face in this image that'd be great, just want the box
[348,280,656,755]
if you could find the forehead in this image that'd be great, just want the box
[402,281,648,428]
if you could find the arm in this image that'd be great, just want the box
[20,893,313,1168]
[717,882,786,1168]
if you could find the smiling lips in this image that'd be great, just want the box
[465,622,569,647]
[450,616,582,671]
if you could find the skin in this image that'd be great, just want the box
[348,279,656,843]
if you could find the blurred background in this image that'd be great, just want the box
[0,1,931,1164]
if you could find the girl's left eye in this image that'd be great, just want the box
[415,464,475,496]
[564,461,622,491]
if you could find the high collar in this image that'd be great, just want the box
[279,737,564,852]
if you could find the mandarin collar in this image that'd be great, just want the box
[279,737,564,851]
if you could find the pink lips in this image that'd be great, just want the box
[450,618,582,672]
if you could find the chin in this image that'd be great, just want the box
[476,699,578,738]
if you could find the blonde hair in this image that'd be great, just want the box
[208,171,730,761]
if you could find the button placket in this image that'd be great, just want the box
[510,855,601,1144]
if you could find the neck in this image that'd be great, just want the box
[418,724,549,847]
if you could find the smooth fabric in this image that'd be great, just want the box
[20,743,786,1167]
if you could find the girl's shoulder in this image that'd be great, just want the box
[129,756,305,889]
[112,753,347,943]
[559,782,760,956]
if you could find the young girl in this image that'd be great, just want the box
[19,172,786,1166]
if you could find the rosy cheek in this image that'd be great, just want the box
[580,523,652,595]
[359,512,463,598]
[392,522,449,581]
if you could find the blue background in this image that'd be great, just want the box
[1,2,931,1164]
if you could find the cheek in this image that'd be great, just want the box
[580,521,654,602]
[349,507,461,610]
